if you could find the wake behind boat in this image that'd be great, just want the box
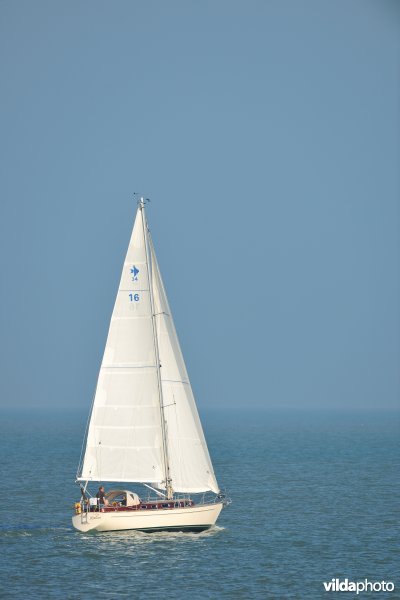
[72,198,228,533]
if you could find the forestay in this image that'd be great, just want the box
[78,204,219,495]
[149,235,219,494]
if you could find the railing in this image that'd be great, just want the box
[74,490,231,515]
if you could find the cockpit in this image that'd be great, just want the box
[105,490,141,507]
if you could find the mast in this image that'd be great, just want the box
[139,198,173,499]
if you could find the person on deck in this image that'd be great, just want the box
[96,486,109,508]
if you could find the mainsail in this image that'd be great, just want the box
[78,203,219,495]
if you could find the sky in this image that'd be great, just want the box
[0,0,399,412]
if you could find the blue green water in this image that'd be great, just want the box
[0,409,398,599]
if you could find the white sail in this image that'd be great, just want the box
[149,236,219,494]
[78,204,219,495]
[79,209,165,483]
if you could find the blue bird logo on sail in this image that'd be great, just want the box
[130,266,139,281]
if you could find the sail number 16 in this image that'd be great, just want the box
[129,293,140,302]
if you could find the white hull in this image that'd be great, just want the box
[72,502,223,533]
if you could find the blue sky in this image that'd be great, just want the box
[0,0,399,411]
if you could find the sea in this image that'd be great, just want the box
[0,408,398,599]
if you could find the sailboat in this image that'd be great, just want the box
[72,198,228,533]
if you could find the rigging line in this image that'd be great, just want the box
[140,200,172,498]
[142,483,166,498]
[76,382,98,480]
[172,388,184,491]
[146,226,186,492]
